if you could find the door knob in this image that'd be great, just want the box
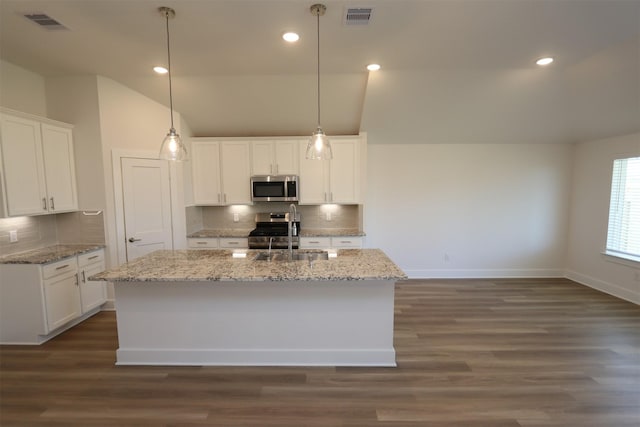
[128,237,141,243]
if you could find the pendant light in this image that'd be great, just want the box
[158,6,188,161]
[306,4,332,160]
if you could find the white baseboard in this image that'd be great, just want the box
[565,270,640,305]
[404,268,565,279]
[115,348,397,367]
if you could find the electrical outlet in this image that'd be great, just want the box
[326,212,332,221]
[233,213,239,222]
[9,230,18,243]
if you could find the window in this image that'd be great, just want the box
[606,156,640,262]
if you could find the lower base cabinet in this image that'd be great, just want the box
[0,248,106,344]
[300,236,363,249]
[188,238,248,249]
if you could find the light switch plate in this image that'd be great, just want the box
[233,213,239,222]
[9,230,18,243]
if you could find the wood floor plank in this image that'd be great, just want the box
[1,278,638,426]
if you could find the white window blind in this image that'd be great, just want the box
[606,157,640,261]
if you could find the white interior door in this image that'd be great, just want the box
[121,157,173,261]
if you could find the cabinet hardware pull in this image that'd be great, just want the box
[310,241,319,244]
[88,255,99,260]
[50,197,55,210]
[197,242,207,245]
[42,197,47,210]
[75,273,79,286]
[128,237,141,243]
[217,194,221,203]
[55,264,70,270]
[81,271,86,283]
[228,242,238,245]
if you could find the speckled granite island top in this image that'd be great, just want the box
[93,249,406,282]
[0,244,105,264]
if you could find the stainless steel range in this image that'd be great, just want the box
[248,212,301,249]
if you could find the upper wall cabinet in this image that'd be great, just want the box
[251,140,299,176]
[298,137,362,204]
[0,110,78,217]
[191,139,251,205]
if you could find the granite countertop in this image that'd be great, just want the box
[92,248,406,282]
[188,229,253,238]
[300,228,365,237]
[188,228,365,238]
[0,244,105,265]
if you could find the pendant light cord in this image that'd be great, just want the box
[316,11,321,128]
[165,10,175,129]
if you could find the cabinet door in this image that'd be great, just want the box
[43,271,81,332]
[0,114,47,216]
[329,139,360,203]
[41,124,78,212]
[251,141,274,175]
[273,140,299,175]
[298,140,328,204]
[79,262,107,313]
[220,141,251,204]
[191,141,223,205]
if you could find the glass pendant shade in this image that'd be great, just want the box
[306,126,332,160]
[159,127,188,161]
[306,4,332,160]
[157,6,187,161]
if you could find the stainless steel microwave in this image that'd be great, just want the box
[251,175,299,202]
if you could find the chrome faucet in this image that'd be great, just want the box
[268,236,274,258]
[288,203,298,260]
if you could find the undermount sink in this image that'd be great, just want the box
[254,250,329,262]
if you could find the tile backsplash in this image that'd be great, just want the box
[0,211,105,256]
[186,203,362,233]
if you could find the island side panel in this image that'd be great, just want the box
[113,280,396,366]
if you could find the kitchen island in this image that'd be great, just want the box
[93,249,406,367]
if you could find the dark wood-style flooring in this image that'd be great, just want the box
[1,278,639,426]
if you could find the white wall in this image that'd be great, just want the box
[566,132,640,304]
[365,143,573,278]
[0,60,47,116]
[95,76,187,269]
[45,76,106,211]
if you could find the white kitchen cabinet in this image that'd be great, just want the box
[188,238,248,249]
[77,249,106,313]
[300,236,363,249]
[0,110,77,217]
[218,237,248,249]
[0,249,105,344]
[42,257,81,331]
[299,237,331,249]
[299,137,361,204]
[330,236,363,248]
[188,238,219,249]
[191,139,251,205]
[251,140,299,175]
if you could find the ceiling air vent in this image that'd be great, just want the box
[23,13,69,30]
[344,7,373,25]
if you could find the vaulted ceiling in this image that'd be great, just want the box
[1,0,639,143]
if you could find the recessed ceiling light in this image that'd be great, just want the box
[154,66,168,74]
[536,57,554,66]
[282,32,299,42]
[367,64,381,71]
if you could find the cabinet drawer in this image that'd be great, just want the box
[42,257,78,280]
[78,249,104,267]
[188,238,219,249]
[300,237,331,249]
[331,237,363,248]
[219,238,248,249]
